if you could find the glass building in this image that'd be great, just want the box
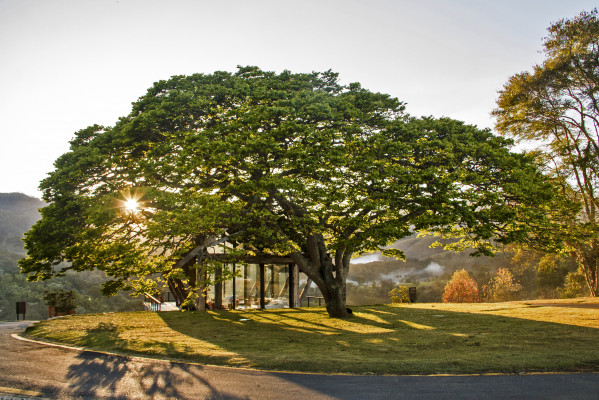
[205,263,297,310]
[197,241,314,310]
[157,242,319,311]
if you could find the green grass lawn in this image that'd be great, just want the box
[23,298,599,375]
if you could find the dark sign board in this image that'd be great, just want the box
[408,287,417,303]
[16,302,26,320]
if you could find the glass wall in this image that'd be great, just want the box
[238,263,259,309]
[202,263,294,309]
[299,272,323,307]
[266,264,289,308]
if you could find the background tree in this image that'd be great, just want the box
[483,267,523,302]
[493,9,599,295]
[442,269,481,303]
[21,67,552,317]
[389,285,410,303]
[505,244,578,298]
[559,266,591,297]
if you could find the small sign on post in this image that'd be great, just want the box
[16,302,26,320]
[408,287,417,303]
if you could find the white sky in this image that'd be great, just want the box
[1,0,597,198]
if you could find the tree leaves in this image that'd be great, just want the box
[493,9,599,295]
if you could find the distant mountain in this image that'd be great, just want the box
[0,193,44,255]
[348,235,508,284]
[0,193,143,320]
[0,192,44,214]
[0,193,44,276]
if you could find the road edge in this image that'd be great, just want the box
[10,332,599,378]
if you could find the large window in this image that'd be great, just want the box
[205,263,293,309]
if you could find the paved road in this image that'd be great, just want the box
[0,321,597,399]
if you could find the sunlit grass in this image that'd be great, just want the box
[24,298,599,375]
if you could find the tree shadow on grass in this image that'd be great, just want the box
[156,304,599,375]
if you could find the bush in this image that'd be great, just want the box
[442,269,481,303]
[483,268,523,302]
[558,266,591,298]
[43,289,76,313]
[389,285,410,303]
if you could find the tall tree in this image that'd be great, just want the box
[493,9,599,295]
[21,67,550,317]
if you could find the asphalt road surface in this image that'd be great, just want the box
[0,321,597,399]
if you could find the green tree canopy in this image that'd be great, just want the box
[21,67,551,317]
[493,9,599,295]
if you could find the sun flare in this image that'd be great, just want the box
[119,189,143,214]
[124,198,139,212]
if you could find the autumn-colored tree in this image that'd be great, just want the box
[494,10,599,295]
[483,268,522,302]
[442,269,481,303]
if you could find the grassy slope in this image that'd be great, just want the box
[24,298,599,375]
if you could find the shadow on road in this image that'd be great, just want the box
[64,326,250,400]
[65,351,252,399]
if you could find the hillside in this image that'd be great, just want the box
[0,192,143,320]
[0,193,44,254]
[349,235,508,284]
[0,193,44,274]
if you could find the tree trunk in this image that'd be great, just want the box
[575,242,599,297]
[322,283,349,318]
[592,241,599,297]
[166,277,188,307]
[586,258,598,297]
[292,233,352,318]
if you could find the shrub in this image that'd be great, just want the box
[389,285,410,303]
[43,289,77,313]
[484,268,523,302]
[558,266,591,298]
[442,269,480,303]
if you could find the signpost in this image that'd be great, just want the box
[408,287,417,303]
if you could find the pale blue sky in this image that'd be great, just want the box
[0,0,596,198]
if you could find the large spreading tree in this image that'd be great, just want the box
[493,9,599,295]
[21,67,552,317]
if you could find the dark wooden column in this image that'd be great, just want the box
[269,265,275,298]
[231,264,236,309]
[289,263,299,308]
[259,263,265,309]
[196,257,206,310]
